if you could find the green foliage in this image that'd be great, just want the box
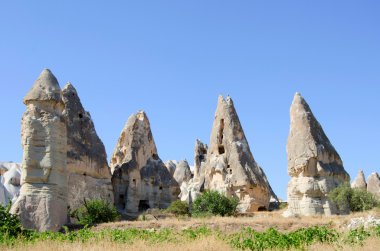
[328,183,379,212]
[0,202,22,238]
[229,226,339,250]
[344,227,371,245]
[165,200,190,216]
[71,199,119,225]
[192,191,239,217]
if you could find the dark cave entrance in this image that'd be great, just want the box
[138,200,150,211]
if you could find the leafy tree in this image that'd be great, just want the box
[72,199,119,225]
[192,191,238,217]
[0,202,22,238]
[165,200,190,216]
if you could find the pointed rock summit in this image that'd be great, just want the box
[367,172,380,199]
[23,69,61,103]
[62,83,113,212]
[11,69,68,231]
[286,93,349,216]
[204,95,272,212]
[351,170,367,190]
[110,111,179,215]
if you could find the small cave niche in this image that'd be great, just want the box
[218,119,225,145]
[257,206,267,212]
[78,113,83,119]
[159,186,163,190]
[218,145,225,154]
[138,200,150,211]
[152,153,159,160]
[132,179,136,186]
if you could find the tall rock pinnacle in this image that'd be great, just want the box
[62,83,113,212]
[11,69,68,231]
[204,95,272,212]
[286,92,349,216]
[351,169,367,190]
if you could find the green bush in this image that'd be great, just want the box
[72,199,119,225]
[0,202,22,238]
[192,191,238,217]
[328,183,379,212]
[165,200,190,216]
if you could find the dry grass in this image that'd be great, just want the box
[3,237,233,251]
[95,209,380,233]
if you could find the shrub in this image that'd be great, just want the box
[192,191,238,217]
[72,199,119,225]
[165,200,190,216]
[328,183,379,212]
[0,202,22,238]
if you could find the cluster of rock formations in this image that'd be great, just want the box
[1,68,379,232]
[285,93,350,217]
[351,170,380,198]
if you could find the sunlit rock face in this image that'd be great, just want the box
[367,172,380,199]
[11,69,68,231]
[203,95,272,213]
[178,140,208,204]
[351,170,367,190]
[62,83,113,212]
[0,162,21,206]
[110,111,179,215]
[285,93,350,217]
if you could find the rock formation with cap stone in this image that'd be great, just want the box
[10,69,68,231]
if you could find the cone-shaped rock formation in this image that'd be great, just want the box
[11,69,68,231]
[367,172,380,199]
[204,95,272,212]
[110,111,179,215]
[62,83,113,211]
[351,170,367,190]
[286,93,350,216]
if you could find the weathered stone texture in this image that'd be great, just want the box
[11,69,68,231]
[351,170,367,190]
[62,83,113,211]
[203,95,272,212]
[367,172,380,199]
[110,111,179,215]
[285,93,350,217]
[0,162,21,205]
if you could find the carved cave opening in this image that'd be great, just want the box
[218,119,225,154]
[138,200,150,211]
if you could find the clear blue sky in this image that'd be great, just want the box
[0,1,379,199]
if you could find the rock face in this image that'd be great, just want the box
[179,140,208,203]
[351,170,367,190]
[110,111,179,215]
[204,95,272,212]
[0,162,21,205]
[11,69,68,231]
[61,83,113,211]
[367,173,380,199]
[173,160,192,185]
[286,93,350,217]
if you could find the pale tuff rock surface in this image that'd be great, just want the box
[173,160,193,185]
[367,172,380,199]
[351,170,367,190]
[164,160,177,176]
[179,140,208,203]
[204,96,272,212]
[111,111,179,215]
[0,162,21,205]
[286,93,350,217]
[11,69,68,231]
[62,83,113,211]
